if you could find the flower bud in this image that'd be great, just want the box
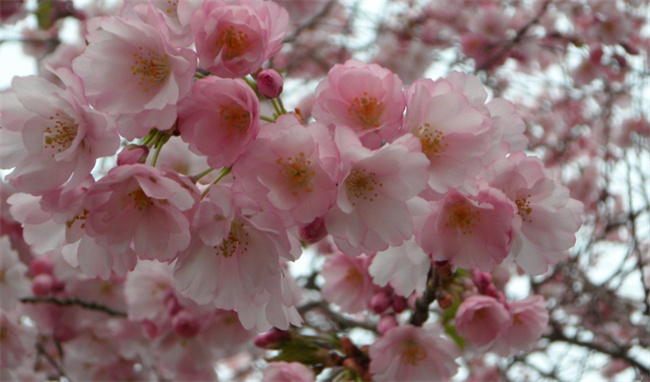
[172,310,201,338]
[377,314,398,335]
[392,296,407,313]
[117,144,149,166]
[299,217,328,244]
[257,69,283,98]
[254,328,290,349]
[32,274,54,296]
[370,291,392,314]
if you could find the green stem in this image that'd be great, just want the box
[270,98,282,116]
[277,97,288,114]
[192,168,215,182]
[260,115,276,123]
[201,166,232,199]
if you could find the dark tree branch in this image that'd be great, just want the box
[20,296,127,317]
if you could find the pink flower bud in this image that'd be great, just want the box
[163,291,182,316]
[299,217,328,244]
[392,296,407,313]
[117,145,149,166]
[257,69,283,98]
[254,328,290,349]
[29,257,54,276]
[172,310,201,338]
[377,314,398,335]
[32,274,54,296]
[370,290,392,314]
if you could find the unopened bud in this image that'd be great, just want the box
[254,328,290,349]
[299,217,328,244]
[377,314,398,335]
[172,310,201,338]
[257,69,283,98]
[392,296,407,313]
[117,144,149,166]
[370,291,392,314]
[32,274,54,296]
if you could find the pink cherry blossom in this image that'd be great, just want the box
[312,59,407,149]
[369,237,431,297]
[321,252,376,314]
[482,152,584,275]
[120,0,200,47]
[177,76,260,169]
[416,187,517,272]
[0,69,119,195]
[83,164,198,265]
[262,361,315,382]
[325,128,429,255]
[0,311,37,372]
[191,0,289,77]
[369,324,459,381]
[492,295,549,356]
[232,114,339,227]
[72,5,196,139]
[0,236,30,310]
[173,185,301,331]
[404,75,493,194]
[455,295,511,348]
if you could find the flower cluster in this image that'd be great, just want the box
[0,0,588,380]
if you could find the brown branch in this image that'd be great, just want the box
[474,0,551,72]
[545,324,650,377]
[298,300,376,332]
[410,266,440,326]
[20,296,127,317]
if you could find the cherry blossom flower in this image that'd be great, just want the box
[191,0,288,77]
[177,76,260,169]
[416,187,517,272]
[120,0,200,47]
[82,164,198,267]
[492,295,549,356]
[232,114,339,227]
[482,152,584,275]
[369,237,431,297]
[404,75,493,193]
[325,128,429,255]
[173,185,301,331]
[369,324,459,381]
[312,59,407,149]
[0,237,30,310]
[321,252,376,313]
[72,4,196,139]
[455,295,511,348]
[0,69,118,195]
[262,361,315,382]
[0,311,37,372]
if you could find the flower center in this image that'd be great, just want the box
[214,221,249,258]
[277,152,315,195]
[128,188,153,211]
[66,209,89,230]
[417,123,448,158]
[515,195,533,223]
[344,267,364,285]
[44,113,78,156]
[219,103,251,133]
[163,0,178,15]
[347,92,383,129]
[400,339,427,366]
[131,49,170,93]
[217,25,249,60]
[345,168,381,206]
[445,200,480,235]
